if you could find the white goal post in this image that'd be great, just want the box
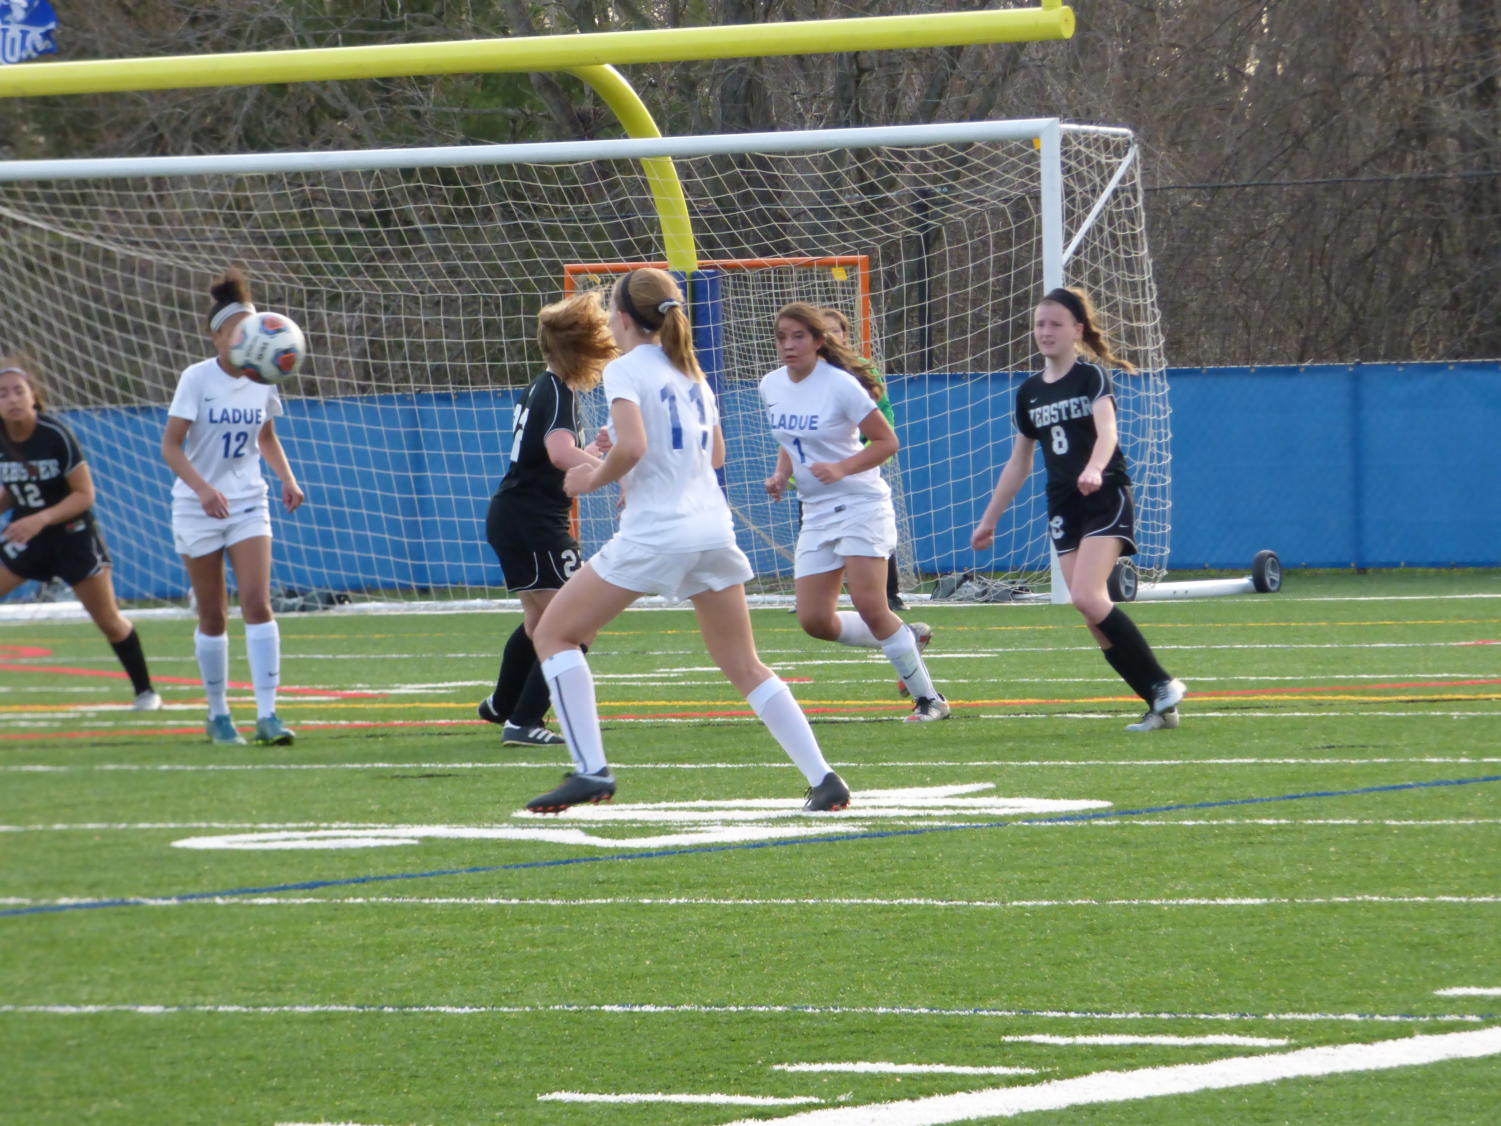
[0,119,1170,604]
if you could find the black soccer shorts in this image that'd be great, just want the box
[1048,483,1138,557]
[0,518,112,585]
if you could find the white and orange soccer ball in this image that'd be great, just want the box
[229,311,307,385]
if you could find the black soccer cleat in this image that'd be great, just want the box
[802,771,851,813]
[477,696,504,725]
[525,770,616,814]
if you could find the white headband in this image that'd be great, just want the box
[0,367,27,377]
[210,302,256,332]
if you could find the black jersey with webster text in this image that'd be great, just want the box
[493,370,580,542]
[1013,360,1130,505]
[0,412,98,534]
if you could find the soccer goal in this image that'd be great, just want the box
[0,119,1169,604]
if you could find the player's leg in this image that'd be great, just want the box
[227,533,293,745]
[484,588,566,746]
[0,561,28,599]
[182,547,243,744]
[843,553,945,719]
[1061,537,1183,727]
[689,582,844,807]
[524,563,639,811]
[70,566,159,708]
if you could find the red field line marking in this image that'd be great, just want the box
[0,644,384,699]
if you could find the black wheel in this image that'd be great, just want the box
[1251,549,1282,593]
[1107,557,1138,602]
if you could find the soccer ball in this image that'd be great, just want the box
[229,311,307,385]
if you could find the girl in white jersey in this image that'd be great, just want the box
[762,303,949,722]
[526,268,850,814]
[161,268,305,747]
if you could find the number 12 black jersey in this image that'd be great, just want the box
[1013,359,1130,505]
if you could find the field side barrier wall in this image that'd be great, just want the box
[21,361,1497,602]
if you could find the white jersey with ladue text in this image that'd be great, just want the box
[759,358,890,525]
[167,357,284,504]
[603,343,736,553]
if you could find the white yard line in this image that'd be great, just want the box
[718,1027,1501,1125]
[1435,987,1501,997]
[5,756,1501,773]
[539,1091,820,1105]
[775,1064,1038,1076]
[1,1002,1492,1024]
[6,894,1499,910]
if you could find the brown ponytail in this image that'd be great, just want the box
[615,268,703,381]
[1041,286,1137,374]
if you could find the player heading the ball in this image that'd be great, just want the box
[161,267,306,747]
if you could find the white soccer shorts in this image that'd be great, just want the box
[794,497,898,578]
[172,499,273,558]
[590,536,754,602]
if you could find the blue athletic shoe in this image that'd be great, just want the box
[206,714,246,746]
[253,714,295,746]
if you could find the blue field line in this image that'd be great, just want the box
[5,773,1499,920]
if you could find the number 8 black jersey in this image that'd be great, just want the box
[1013,359,1130,505]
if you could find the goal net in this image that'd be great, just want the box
[0,121,1169,605]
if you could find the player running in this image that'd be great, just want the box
[761,302,948,722]
[526,268,849,814]
[0,360,162,710]
[971,286,1185,731]
[161,268,304,746]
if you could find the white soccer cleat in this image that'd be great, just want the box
[1150,678,1186,714]
[1126,707,1180,732]
[131,690,163,711]
[905,694,951,723]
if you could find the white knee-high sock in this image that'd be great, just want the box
[541,649,609,775]
[835,611,882,648]
[244,620,282,719]
[195,629,231,717]
[880,623,938,702]
[746,676,831,785]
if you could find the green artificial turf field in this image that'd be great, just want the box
[3,570,1499,1124]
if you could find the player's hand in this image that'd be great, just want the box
[808,461,844,485]
[1,512,46,545]
[1077,466,1102,496]
[197,487,230,519]
[585,427,613,458]
[764,474,789,500]
[282,481,305,513]
[564,464,595,497]
[971,524,995,551]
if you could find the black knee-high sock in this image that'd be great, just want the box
[1102,644,1154,704]
[489,624,538,723]
[886,554,900,600]
[110,628,153,695]
[1095,607,1170,700]
[511,640,589,727]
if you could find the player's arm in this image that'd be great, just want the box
[0,484,13,517]
[565,397,644,497]
[544,427,600,473]
[765,447,793,500]
[1077,396,1119,497]
[0,462,95,545]
[257,418,304,512]
[808,406,898,484]
[971,434,1037,551]
[161,415,229,519]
